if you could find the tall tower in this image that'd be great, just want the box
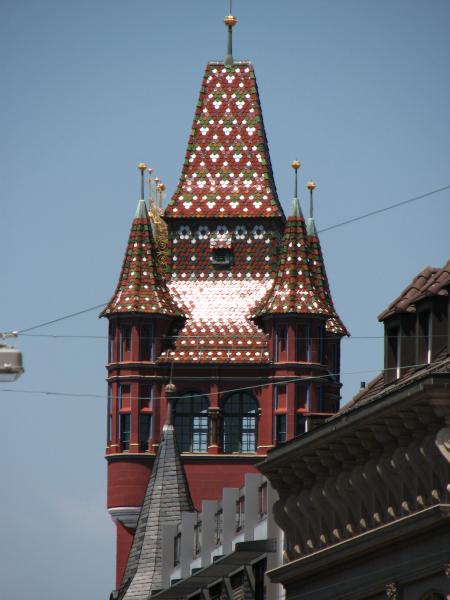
[102,11,348,589]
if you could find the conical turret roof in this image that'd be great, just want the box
[254,198,331,317]
[118,422,194,599]
[308,228,349,335]
[102,199,183,317]
[165,62,283,219]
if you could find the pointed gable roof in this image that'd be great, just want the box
[308,230,349,336]
[118,423,194,599]
[102,199,183,317]
[254,198,331,317]
[165,61,283,219]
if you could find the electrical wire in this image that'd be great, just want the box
[0,361,432,402]
[318,184,450,233]
[2,184,448,338]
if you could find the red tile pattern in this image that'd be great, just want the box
[159,278,273,363]
[102,209,182,316]
[378,260,450,320]
[165,62,283,219]
[308,233,349,335]
[254,215,332,318]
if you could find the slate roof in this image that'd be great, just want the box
[165,61,283,219]
[118,423,194,600]
[378,260,450,321]
[102,200,183,317]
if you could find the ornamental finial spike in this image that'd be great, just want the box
[138,162,147,200]
[307,180,316,219]
[224,1,237,66]
[292,160,301,198]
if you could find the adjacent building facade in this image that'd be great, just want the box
[102,12,347,595]
[259,262,450,600]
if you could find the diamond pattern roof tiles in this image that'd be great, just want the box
[102,200,183,317]
[165,62,283,219]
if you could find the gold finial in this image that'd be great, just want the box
[157,183,166,192]
[138,162,147,172]
[147,166,153,175]
[307,180,316,191]
[224,14,237,27]
[291,160,301,171]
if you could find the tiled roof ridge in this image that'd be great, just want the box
[119,424,194,599]
[102,201,183,317]
[254,214,332,318]
[307,231,349,336]
[339,353,450,416]
[165,61,284,219]
[378,260,450,321]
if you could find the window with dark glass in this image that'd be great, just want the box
[418,311,431,365]
[209,583,223,600]
[107,385,112,442]
[119,413,131,451]
[222,392,258,453]
[275,325,287,361]
[274,384,286,409]
[119,325,132,361]
[174,393,209,453]
[318,322,325,363]
[387,326,400,379]
[296,323,310,362]
[295,413,306,436]
[139,383,153,409]
[194,519,202,556]
[235,496,245,531]
[275,414,287,443]
[211,248,233,266]
[258,482,268,518]
[331,340,340,379]
[174,532,181,566]
[118,384,131,410]
[214,509,223,545]
[316,384,325,412]
[139,413,152,451]
[296,382,310,411]
[140,324,154,361]
[108,324,115,362]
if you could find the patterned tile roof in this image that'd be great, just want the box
[378,260,450,321]
[165,61,283,219]
[118,423,194,599]
[308,230,349,336]
[159,278,273,363]
[102,200,183,317]
[253,199,332,318]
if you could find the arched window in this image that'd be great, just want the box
[174,393,209,453]
[222,392,258,453]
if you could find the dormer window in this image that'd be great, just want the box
[418,310,432,365]
[387,326,401,381]
[210,230,233,267]
[211,247,233,266]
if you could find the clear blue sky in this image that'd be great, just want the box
[1,1,449,598]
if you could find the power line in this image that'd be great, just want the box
[0,362,430,403]
[2,184,448,337]
[318,185,450,233]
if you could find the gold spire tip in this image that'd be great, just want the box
[147,166,153,174]
[224,14,237,27]
[291,160,301,170]
[307,180,316,191]
[138,162,147,172]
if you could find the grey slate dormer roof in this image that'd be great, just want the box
[117,424,194,600]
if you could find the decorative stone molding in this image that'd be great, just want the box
[261,393,450,560]
[108,506,141,529]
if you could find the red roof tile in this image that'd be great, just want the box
[165,62,283,219]
[378,260,450,321]
[102,200,182,317]
[158,278,273,363]
[254,204,332,318]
